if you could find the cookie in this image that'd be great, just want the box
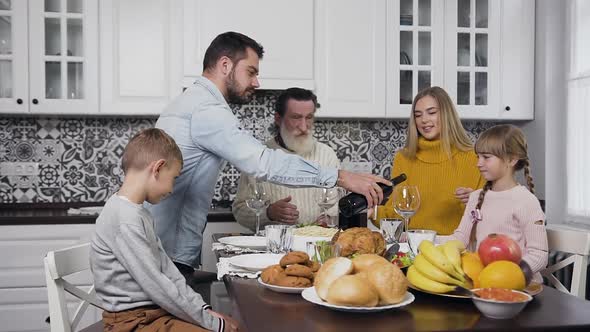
[279,251,309,267]
[285,264,314,279]
[304,260,321,272]
[261,264,284,284]
[273,275,312,288]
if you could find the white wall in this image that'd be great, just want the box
[521,0,567,223]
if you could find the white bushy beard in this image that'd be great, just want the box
[279,124,315,155]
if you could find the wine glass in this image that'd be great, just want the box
[246,183,270,236]
[392,185,421,250]
[315,187,344,228]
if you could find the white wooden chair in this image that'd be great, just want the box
[44,243,102,332]
[542,224,590,299]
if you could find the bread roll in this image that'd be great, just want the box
[351,254,390,273]
[314,257,354,300]
[326,274,379,307]
[366,262,408,305]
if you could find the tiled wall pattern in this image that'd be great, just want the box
[0,92,494,203]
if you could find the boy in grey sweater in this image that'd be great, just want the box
[90,128,238,332]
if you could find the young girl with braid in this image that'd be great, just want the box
[440,124,548,284]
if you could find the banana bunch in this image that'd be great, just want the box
[407,240,473,294]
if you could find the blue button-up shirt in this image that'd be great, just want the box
[148,77,338,267]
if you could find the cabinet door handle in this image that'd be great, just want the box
[16,98,23,104]
[505,106,511,111]
[32,98,39,105]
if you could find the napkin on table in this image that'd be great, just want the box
[216,257,261,280]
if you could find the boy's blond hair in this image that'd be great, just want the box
[121,128,183,174]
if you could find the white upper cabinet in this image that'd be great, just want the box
[183,0,315,90]
[386,0,445,118]
[0,1,28,114]
[0,0,98,114]
[445,0,535,120]
[314,0,386,118]
[386,0,534,119]
[498,0,535,120]
[99,0,183,115]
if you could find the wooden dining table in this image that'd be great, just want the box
[214,234,590,332]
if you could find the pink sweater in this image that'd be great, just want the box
[443,185,548,282]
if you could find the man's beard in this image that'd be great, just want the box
[226,69,255,104]
[280,125,315,155]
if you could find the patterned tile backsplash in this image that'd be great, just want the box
[0,91,494,204]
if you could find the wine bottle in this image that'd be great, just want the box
[338,173,407,217]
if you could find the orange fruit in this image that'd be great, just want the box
[461,252,484,288]
[478,260,526,290]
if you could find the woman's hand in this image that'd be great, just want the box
[455,187,474,204]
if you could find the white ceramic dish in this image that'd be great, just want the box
[471,288,533,319]
[257,277,307,294]
[301,287,415,312]
[227,253,283,272]
[218,236,266,250]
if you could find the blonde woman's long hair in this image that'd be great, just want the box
[403,86,473,159]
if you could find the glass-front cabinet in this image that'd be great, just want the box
[387,0,444,117]
[387,0,534,120]
[0,0,97,114]
[0,1,28,113]
[444,0,500,118]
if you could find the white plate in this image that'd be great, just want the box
[227,253,283,272]
[257,277,308,294]
[301,287,415,312]
[218,236,266,250]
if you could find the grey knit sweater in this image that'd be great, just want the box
[90,195,223,331]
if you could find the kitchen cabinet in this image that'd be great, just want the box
[0,0,98,114]
[99,0,184,115]
[183,0,315,90]
[0,224,100,332]
[386,0,445,118]
[386,0,535,119]
[314,0,387,118]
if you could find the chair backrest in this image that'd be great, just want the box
[44,243,102,332]
[542,224,590,299]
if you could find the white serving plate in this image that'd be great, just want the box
[257,277,308,294]
[227,253,283,272]
[218,236,266,250]
[301,287,415,312]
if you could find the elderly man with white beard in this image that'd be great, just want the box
[232,88,340,230]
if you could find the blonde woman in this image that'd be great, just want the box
[373,87,485,235]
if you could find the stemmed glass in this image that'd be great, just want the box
[392,185,421,246]
[246,183,270,236]
[315,187,344,228]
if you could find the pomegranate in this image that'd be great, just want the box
[478,233,522,266]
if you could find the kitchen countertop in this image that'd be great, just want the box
[0,202,235,225]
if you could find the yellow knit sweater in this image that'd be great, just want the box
[376,138,485,235]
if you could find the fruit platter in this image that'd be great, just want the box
[406,235,543,298]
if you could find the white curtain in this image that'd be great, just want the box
[566,0,590,220]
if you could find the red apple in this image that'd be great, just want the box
[478,233,522,266]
